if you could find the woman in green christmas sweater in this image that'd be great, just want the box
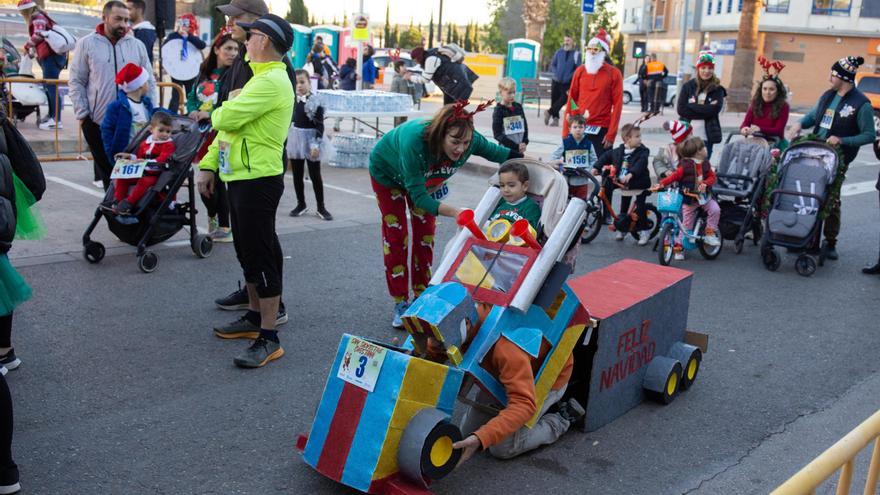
[369,101,521,328]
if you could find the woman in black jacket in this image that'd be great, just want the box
[677,50,727,159]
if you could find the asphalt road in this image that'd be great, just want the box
[5,140,880,495]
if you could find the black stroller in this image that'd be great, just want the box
[713,133,775,254]
[82,115,213,273]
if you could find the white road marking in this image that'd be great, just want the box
[841,180,877,197]
[304,177,375,199]
[46,175,105,198]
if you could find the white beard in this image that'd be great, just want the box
[585,51,605,74]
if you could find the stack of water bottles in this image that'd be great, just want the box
[316,90,414,114]
[329,133,378,169]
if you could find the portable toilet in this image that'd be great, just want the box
[505,38,541,92]
[290,24,312,69]
[338,27,374,67]
[311,25,343,64]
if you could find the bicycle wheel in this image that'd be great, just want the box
[658,223,675,266]
[581,201,603,244]
[644,204,661,240]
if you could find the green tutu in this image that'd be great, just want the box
[0,255,31,316]
[12,172,45,240]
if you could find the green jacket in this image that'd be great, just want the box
[370,119,513,215]
[200,61,293,182]
[488,196,541,228]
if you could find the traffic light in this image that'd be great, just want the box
[633,41,647,59]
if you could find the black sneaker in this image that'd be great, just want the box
[289,204,309,217]
[0,463,20,495]
[215,283,249,311]
[214,314,260,340]
[316,207,333,221]
[557,398,586,424]
[823,240,838,261]
[233,337,284,368]
[0,349,20,371]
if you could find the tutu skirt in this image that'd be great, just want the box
[13,172,45,240]
[286,126,322,161]
[0,255,31,316]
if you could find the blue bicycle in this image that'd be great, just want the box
[654,187,723,266]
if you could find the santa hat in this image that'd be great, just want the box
[664,120,692,144]
[696,50,715,69]
[587,29,611,53]
[115,63,149,93]
[16,0,37,10]
[831,55,865,83]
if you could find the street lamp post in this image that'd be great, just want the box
[677,0,691,86]
[356,0,364,90]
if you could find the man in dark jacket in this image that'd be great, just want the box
[545,36,579,127]
[787,56,876,260]
[127,0,156,65]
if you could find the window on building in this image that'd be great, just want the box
[738,0,743,11]
[706,0,712,15]
[861,0,880,16]
[654,15,665,29]
[716,0,722,13]
[727,0,733,12]
[624,9,628,23]
[765,0,790,12]
[812,0,851,15]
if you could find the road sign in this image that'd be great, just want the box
[582,0,595,14]
[633,41,647,58]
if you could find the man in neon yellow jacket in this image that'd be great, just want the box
[197,14,294,369]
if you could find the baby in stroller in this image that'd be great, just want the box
[110,112,176,215]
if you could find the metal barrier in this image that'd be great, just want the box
[772,409,880,495]
[0,77,185,162]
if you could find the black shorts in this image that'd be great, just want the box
[227,174,284,298]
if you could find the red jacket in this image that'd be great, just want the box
[136,137,176,170]
[740,101,790,139]
[25,11,56,61]
[563,63,624,143]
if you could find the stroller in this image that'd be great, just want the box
[82,115,213,273]
[713,133,775,254]
[760,140,839,277]
[0,39,47,124]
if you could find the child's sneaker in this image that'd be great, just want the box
[614,231,625,241]
[392,301,410,329]
[207,216,219,234]
[703,227,721,246]
[0,349,20,371]
[673,245,685,261]
[211,227,233,243]
[114,199,132,215]
[638,231,650,246]
[557,398,586,424]
[289,204,308,217]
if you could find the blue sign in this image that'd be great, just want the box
[711,39,736,56]
[582,0,595,13]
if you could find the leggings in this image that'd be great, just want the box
[0,373,15,487]
[370,177,436,302]
[291,159,324,208]
[0,314,11,348]
[227,175,284,298]
[201,177,230,228]
[677,199,721,245]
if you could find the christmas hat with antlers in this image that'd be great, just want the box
[757,55,786,81]
[450,99,495,122]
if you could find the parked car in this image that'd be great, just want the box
[622,74,678,107]
[855,73,880,133]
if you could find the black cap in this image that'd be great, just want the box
[239,14,293,52]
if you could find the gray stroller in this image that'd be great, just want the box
[760,141,839,276]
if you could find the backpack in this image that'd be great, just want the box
[42,24,76,54]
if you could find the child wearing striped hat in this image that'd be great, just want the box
[652,120,692,180]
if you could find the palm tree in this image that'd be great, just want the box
[522,0,550,43]
[728,0,762,112]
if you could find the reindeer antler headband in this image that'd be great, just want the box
[757,56,785,81]
[450,99,494,122]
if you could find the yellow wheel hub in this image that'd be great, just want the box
[429,435,453,467]
[687,358,698,381]
[666,371,678,396]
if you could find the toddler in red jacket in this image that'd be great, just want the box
[112,112,175,214]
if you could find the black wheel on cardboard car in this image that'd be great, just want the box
[398,408,463,486]
[658,223,675,266]
[581,203,603,244]
[138,251,158,273]
[643,356,682,404]
[668,342,701,390]
[192,233,213,259]
[795,254,817,277]
[83,241,105,263]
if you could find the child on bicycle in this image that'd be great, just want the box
[550,114,597,200]
[651,136,721,260]
[652,120,692,180]
[492,77,528,155]
[593,123,651,244]
[488,162,541,228]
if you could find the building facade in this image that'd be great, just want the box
[620,0,880,108]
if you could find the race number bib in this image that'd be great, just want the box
[585,125,601,135]
[218,141,232,175]
[503,115,525,135]
[564,149,589,168]
[110,159,148,180]
[337,337,387,392]
[429,183,449,201]
[820,108,834,130]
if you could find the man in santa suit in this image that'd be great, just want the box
[562,29,623,155]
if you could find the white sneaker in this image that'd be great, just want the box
[703,233,721,247]
[38,118,63,130]
[638,231,650,246]
[614,231,625,241]
[674,250,685,261]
